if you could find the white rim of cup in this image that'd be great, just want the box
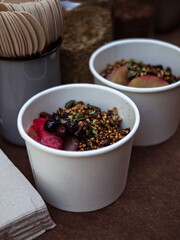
[89,38,180,93]
[17,84,140,158]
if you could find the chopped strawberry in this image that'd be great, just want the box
[32,118,47,134]
[39,129,63,149]
[27,125,41,143]
[28,117,63,149]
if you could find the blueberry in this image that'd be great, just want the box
[66,122,78,135]
[44,119,58,133]
[52,113,61,122]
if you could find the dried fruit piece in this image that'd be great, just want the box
[63,136,80,151]
[106,65,128,85]
[128,75,169,88]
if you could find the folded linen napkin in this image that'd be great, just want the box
[0,149,56,240]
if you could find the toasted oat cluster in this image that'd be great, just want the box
[28,100,130,151]
[101,59,180,88]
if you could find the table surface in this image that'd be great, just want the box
[0,27,180,240]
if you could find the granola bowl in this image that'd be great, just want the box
[89,38,180,146]
[17,84,140,212]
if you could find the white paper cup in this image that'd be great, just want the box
[89,38,180,146]
[17,84,140,212]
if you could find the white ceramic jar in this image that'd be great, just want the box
[0,42,61,146]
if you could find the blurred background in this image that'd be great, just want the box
[113,0,180,45]
[60,0,180,84]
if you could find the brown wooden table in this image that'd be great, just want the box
[0,28,180,240]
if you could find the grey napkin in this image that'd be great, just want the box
[0,149,56,240]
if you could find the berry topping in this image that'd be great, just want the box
[55,125,67,138]
[39,129,63,149]
[44,119,58,133]
[27,117,63,149]
[27,101,130,151]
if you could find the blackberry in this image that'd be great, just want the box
[66,121,78,135]
[55,125,67,138]
[74,129,84,138]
